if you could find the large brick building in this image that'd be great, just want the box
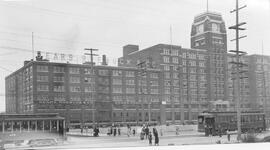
[5,55,166,126]
[5,11,270,126]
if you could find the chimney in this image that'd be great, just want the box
[102,55,108,66]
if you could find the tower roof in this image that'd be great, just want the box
[194,11,223,23]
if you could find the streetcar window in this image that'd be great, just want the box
[4,122,12,132]
[37,120,43,131]
[22,121,28,131]
[44,120,50,131]
[198,116,204,123]
[30,121,36,130]
[0,121,2,132]
[13,121,20,131]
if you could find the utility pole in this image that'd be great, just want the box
[137,60,147,124]
[261,41,268,125]
[84,48,98,127]
[32,32,34,60]
[229,0,247,141]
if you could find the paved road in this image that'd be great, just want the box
[7,130,270,149]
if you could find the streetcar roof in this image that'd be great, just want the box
[0,113,65,121]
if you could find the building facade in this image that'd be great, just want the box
[5,55,165,126]
[6,10,270,126]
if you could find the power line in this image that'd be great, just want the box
[0,66,13,72]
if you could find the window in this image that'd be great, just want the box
[164,88,170,94]
[150,89,159,94]
[70,95,81,101]
[164,72,170,79]
[85,86,94,92]
[190,68,196,73]
[196,24,204,34]
[84,68,94,75]
[198,54,205,60]
[173,73,179,79]
[37,84,49,91]
[126,71,135,77]
[190,75,197,81]
[69,68,80,74]
[98,69,109,76]
[84,77,94,84]
[112,70,122,76]
[150,81,158,86]
[37,75,48,82]
[126,79,135,85]
[150,73,158,78]
[171,50,178,56]
[164,65,170,71]
[172,57,178,64]
[70,76,80,83]
[70,86,81,92]
[212,23,220,32]
[126,87,135,94]
[37,65,48,72]
[54,76,64,82]
[163,49,170,55]
[54,85,65,92]
[189,61,196,66]
[37,95,49,101]
[163,56,170,63]
[54,66,65,73]
[54,94,65,101]
[164,80,171,87]
[113,87,122,93]
[112,79,122,85]
[199,62,205,67]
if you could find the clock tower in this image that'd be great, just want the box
[191,11,228,103]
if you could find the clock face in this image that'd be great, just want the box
[196,24,204,34]
[212,23,220,32]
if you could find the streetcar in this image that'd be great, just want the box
[0,113,66,148]
[198,111,266,136]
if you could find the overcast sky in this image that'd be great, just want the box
[0,0,270,112]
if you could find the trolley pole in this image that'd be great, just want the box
[84,48,98,127]
[229,0,247,141]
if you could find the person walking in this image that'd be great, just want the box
[153,128,159,146]
[113,126,117,136]
[127,125,131,137]
[227,130,231,142]
[132,128,136,136]
[176,126,180,135]
[145,126,149,139]
[148,131,152,146]
[118,126,121,136]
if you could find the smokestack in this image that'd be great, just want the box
[102,55,108,66]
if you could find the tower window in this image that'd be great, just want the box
[196,24,204,34]
[212,23,220,32]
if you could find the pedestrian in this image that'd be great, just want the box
[153,128,159,146]
[110,126,113,135]
[127,125,131,137]
[145,126,149,139]
[81,127,83,134]
[132,128,136,136]
[148,131,152,145]
[118,126,121,136]
[218,125,222,137]
[113,126,117,136]
[176,126,180,135]
[227,130,231,142]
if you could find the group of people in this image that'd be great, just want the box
[108,125,121,136]
[140,125,159,146]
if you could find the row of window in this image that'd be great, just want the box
[37,85,95,92]
[37,65,159,78]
